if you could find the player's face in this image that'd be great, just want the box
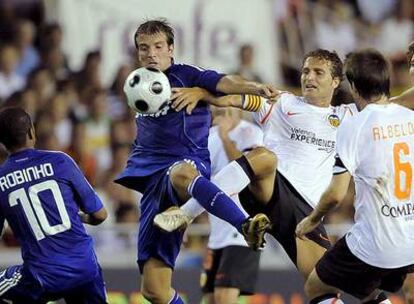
[409,54,414,78]
[301,57,340,104]
[137,32,174,72]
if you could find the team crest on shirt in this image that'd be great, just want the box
[327,114,341,128]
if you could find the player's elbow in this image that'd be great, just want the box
[90,207,108,225]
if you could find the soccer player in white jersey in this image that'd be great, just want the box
[296,49,414,304]
[202,107,264,304]
[155,49,357,281]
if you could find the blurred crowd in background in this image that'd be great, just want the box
[0,0,412,254]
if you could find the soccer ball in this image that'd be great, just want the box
[123,67,171,114]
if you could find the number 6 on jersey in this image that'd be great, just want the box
[393,142,412,200]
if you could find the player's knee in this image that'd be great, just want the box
[169,162,199,191]
[141,285,169,304]
[246,147,277,175]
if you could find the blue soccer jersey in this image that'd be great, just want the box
[116,63,224,190]
[0,149,103,292]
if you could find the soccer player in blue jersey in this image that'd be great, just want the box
[0,107,108,304]
[114,19,274,304]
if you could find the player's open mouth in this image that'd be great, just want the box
[305,84,317,90]
[148,62,158,67]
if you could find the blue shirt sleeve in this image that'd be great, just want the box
[182,64,225,94]
[61,153,104,214]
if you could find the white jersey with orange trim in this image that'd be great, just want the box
[254,93,356,208]
[337,103,414,268]
[207,120,263,249]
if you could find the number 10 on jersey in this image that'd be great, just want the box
[8,180,71,241]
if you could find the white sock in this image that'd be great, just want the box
[181,160,251,218]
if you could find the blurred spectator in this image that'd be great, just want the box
[41,45,70,80]
[39,22,64,50]
[114,204,139,249]
[34,110,56,142]
[0,1,17,43]
[278,0,314,86]
[57,78,87,121]
[0,44,25,102]
[26,67,56,108]
[107,64,132,120]
[98,142,137,207]
[14,19,40,78]
[232,44,262,82]
[73,50,102,91]
[377,0,414,60]
[84,88,112,174]
[49,92,72,149]
[110,119,135,146]
[356,0,396,24]
[116,204,139,223]
[313,1,357,58]
[35,132,60,151]
[66,121,98,185]
[2,88,38,118]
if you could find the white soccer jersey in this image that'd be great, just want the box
[338,103,414,268]
[207,120,263,249]
[254,93,356,208]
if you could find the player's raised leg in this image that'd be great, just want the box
[155,146,276,231]
[168,160,270,250]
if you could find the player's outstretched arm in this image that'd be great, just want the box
[295,172,351,239]
[171,87,281,113]
[390,86,414,109]
[171,87,246,111]
[216,74,280,99]
[79,207,108,226]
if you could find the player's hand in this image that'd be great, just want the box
[295,215,320,240]
[171,87,207,114]
[256,84,282,99]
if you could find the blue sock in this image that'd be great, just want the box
[188,176,247,231]
[169,290,184,304]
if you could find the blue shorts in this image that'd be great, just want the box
[0,265,107,304]
[137,158,210,273]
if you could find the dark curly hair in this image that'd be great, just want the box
[0,107,33,150]
[302,49,343,80]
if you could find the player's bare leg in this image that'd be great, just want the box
[305,269,343,303]
[243,147,278,205]
[404,274,414,304]
[141,258,175,304]
[296,238,327,280]
[214,287,240,304]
